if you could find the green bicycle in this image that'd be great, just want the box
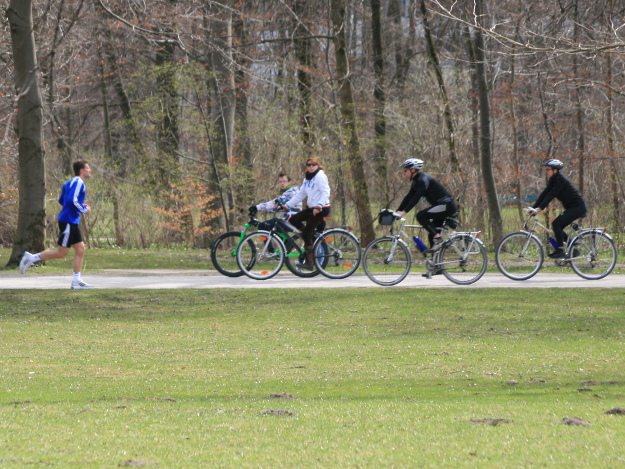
[210,209,326,278]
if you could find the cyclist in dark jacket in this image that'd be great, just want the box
[396,157,457,248]
[528,159,587,258]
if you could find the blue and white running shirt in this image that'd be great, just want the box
[57,176,88,224]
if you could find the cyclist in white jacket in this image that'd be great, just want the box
[285,157,331,269]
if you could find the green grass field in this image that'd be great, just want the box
[1,288,624,467]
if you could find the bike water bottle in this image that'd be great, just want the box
[413,236,427,253]
[548,237,558,249]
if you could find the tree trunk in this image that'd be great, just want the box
[419,0,463,198]
[7,0,46,268]
[293,0,315,153]
[331,0,375,246]
[233,2,254,209]
[370,0,390,206]
[207,7,236,219]
[468,3,502,245]
[573,0,585,196]
[605,40,623,232]
[508,38,523,222]
[155,38,180,192]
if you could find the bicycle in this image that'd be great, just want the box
[363,209,488,286]
[495,210,617,280]
[210,209,325,278]
[235,214,361,280]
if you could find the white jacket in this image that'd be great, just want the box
[287,170,331,210]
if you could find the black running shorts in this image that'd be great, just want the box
[57,222,82,247]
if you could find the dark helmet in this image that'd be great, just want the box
[400,158,424,171]
[544,159,564,170]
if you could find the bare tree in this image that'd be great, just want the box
[330,0,375,245]
[6,0,46,268]
[467,0,502,244]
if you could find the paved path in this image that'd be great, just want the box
[1,270,624,289]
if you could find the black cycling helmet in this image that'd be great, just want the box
[400,158,424,171]
[544,159,564,170]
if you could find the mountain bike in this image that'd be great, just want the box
[210,209,324,278]
[236,216,361,280]
[495,210,617,280]
[362,210,488,286]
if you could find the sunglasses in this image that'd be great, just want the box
[306,163,318,167]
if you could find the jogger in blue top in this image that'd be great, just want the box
[19,160,93,289]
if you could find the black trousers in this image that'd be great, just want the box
[552,204,587,247]
[416,201,458,247]
[289,207,331,248]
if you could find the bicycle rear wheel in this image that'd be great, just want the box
[569,231,617,280]
[236,231,285,280]
[210,231,252,277]
[363,237,412,286]
[284,233,324,278]
[495,232,544,280]
[314,229,361,279]
[439,234,488,285]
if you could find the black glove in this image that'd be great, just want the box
[248,205,258,216]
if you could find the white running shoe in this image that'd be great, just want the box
[19,251,34,274]
[70,279,92,290]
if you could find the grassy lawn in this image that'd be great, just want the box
[0,247,214,272]
[1,288,624,467]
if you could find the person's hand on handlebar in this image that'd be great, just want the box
[393,210,405,219]
[526,207,539,217]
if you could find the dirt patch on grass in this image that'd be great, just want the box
[470,418,512,426]
[270,393,295,400]
[562,417,589,426]
[119,459,148,467]
[606,407,625,415]
[261,409,294,416]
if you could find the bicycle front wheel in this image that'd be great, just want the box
[439,234,488,285]
[363,237,412,286]
[495,232,544,280]
[569,231,617,280]
[314,229,361,279]
[211,231,250,277]
[236,231,285,280]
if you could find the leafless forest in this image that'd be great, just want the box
[3,0,625,265]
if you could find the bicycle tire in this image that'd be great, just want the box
[569,230,617,280]
[495,232,544,281]
[284,233,325,278]
[314,229,361,279]
[236,231,286,280]
[439,233,488,285]
[363,237,412,286]
[210,231,253,277]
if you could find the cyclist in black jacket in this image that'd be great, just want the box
[396,158,458,248]
[528,159,587,258]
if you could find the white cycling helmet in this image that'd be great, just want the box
[544,159,564,170]
[400,158,424,171]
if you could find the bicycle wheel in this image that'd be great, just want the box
[284,233,324,278]
[363,237,411,286]
[236,231,285,280]
[211,231,252,277]
[495,232,544,280]
[439,234,488,285]
[314,229,361,279]
[569,231,617,280]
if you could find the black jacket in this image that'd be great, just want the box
[397,172,453,213]
[533,172,585,210]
